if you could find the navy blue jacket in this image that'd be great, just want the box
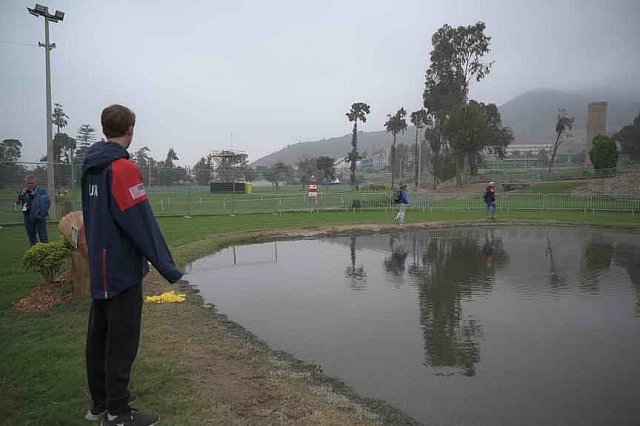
[82,141,182,300]
[18,186,50,220]
[484,187,496,204]
[28,188,51,220]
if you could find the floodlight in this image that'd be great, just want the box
[35,4,48,14]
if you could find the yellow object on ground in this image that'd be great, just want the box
[145,290,187,304]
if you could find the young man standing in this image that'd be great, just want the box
[16,175,50,245]
[82,105,184,426]
[394,183,410,224]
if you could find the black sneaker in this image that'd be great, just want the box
[101,410,159,426]
[85,395,137,421]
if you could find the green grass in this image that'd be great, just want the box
[0,186,390,224]
[3,182,639,225]
[0,210,638,424]
[520,180,587,194]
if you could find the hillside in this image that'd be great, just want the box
[253,89,640,167]
[252,127,418,167]
[498,89,640,144]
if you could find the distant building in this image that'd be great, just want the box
[504,144,553,156]
[586,102,608,158]
[359,154,388,171]
[334,157,350,174]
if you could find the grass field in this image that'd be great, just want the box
[1,209,639,424]
[3,184,639,225]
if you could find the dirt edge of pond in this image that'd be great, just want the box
[140,220,639,425]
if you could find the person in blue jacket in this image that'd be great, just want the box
[16,175,50,245]
[394,183,410,224]
[82,104,184,426]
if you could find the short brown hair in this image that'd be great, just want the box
[101,104,136,138]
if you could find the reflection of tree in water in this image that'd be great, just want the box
[545,235,568,291]
[614,243,640,315]
[345,236,367,290]
[580,234,614,292]
[384,235,410,287]
[412,229,509,376]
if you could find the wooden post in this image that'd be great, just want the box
[58,211,90,299]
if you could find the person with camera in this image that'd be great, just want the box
[16,175,50,245]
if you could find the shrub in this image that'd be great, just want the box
[589,135,619,171]
[22,241,72,283]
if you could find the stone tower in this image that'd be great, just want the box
[586,102,608,161]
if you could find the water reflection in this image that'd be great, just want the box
[345,236,367,290]
[580,234,614,292]
[384,235,410,283]
[614,244,640,315]
[187,227,640,425]
[545,235,569,291]
[411,229,508,376]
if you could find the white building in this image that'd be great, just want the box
[358,154,388,171]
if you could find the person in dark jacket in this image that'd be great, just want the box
[394,183,410,224]
[16,175,50,245]
[82,104,183,426]
[484,181,497,219]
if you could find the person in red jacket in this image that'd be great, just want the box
[484,181,497,219]
[82,105,184,426]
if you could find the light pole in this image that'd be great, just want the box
[28,4,64,219]
[415,118,424,188]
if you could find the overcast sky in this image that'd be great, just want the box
[1,0,639,165]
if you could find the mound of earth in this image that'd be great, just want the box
[14,273,73,311]
[575,171,640,195]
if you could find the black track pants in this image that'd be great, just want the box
[86,283,143,415]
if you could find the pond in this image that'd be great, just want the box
[185,226,640,425]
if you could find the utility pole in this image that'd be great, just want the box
[28,4,65,219]
[415,119,424,188]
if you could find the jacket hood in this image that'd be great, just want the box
[83,141,129,171]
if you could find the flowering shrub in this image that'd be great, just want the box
[22,241,72,283]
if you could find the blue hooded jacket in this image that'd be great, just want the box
[18,186,50,220]
[82,141,182,300]
[28,187,51,220]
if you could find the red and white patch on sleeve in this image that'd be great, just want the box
[112,159,148,211]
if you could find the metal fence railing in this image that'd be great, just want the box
[2,161,639,225]
[3,188,638,225]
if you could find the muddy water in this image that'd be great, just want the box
[185,226,640,426]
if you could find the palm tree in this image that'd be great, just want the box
[548,108,574,174]
[384,107,407,187]
[346,102,371,190]
[410,109,429,188]
[52,103,68,134]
